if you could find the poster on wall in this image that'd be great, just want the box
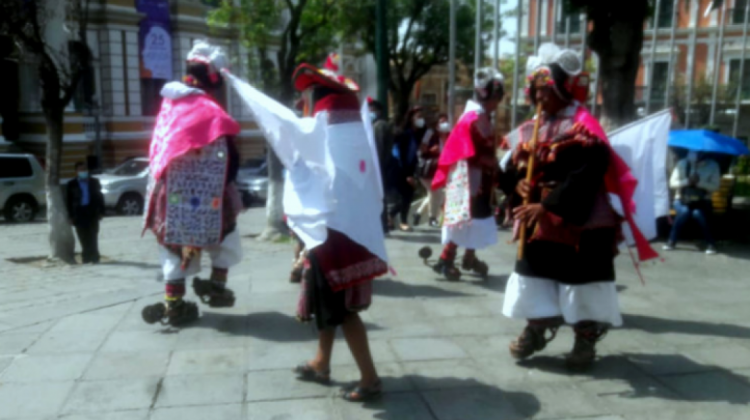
[136,0,172,80]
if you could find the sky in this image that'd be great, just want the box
[496,0,520,57]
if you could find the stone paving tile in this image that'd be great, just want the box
[332,393,435,420]
[155,374,244,408]
[245,369,333,402]
[401,359,495,391]
[422,386,531,420]
[61,378,160,415]
[99,330,179,353]
[658,371,750,405]
[167,348,247,376]
[0,353,92,383]
[329,339,399,367]
[0,332,41,355]
[25,329,109,355]
[682,343,750,370]
[83,351,170,380]
[0,381,75,419]
[504,382,608,420]
[150,404,243,420]
[334,362,414,394]
[389,337,468,362]
[47,314,124,333]
[246,398,339,420]
[58,410,149,420]
[246,342,313,371]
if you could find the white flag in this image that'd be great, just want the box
[608,109,672,242]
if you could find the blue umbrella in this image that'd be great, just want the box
[668,130,750,156]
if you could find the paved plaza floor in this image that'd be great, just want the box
[1,209,749,419]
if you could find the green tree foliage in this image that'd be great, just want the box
[341,0,497,124]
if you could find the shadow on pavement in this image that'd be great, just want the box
[183,311,383,343]
[387,232,442,245]
[622,314,750,339]
[99,260,161,270]
[519,354,750,405]
[374,278,471,298]
[355,376,540,420]
[474,274,509,292]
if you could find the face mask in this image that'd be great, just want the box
[369,112,377,121]
[687,151,698,162]
[78,171,89,179]
[414,118,426,128]
[438,122,451,133]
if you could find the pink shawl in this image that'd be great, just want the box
[432,110,480,190]
[574,107,659,262]
[149,94,240,181]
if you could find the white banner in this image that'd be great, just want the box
[608,109,672,242]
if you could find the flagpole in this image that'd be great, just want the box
[512,0,523,128]
[534,0,542,53]
[665,0,679,108]
[646,0,662,115]
[685,0,700,128]
[709,1,727,125]
[732,0,750,138]
[449,0,457,124]
[493,0,500,68]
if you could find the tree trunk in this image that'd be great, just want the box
[44,106,76,263]
[588,2,648,131]
[259,147,288,241]
[394,83,413,127]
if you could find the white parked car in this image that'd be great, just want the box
[0,153,46,223]
[96,157,149,215]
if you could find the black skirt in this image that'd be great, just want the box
[514,227,618,285]
[304,253,350,331]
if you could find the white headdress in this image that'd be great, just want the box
[525,43,582,78]
[474,67,505,100]
[186,40,229,73]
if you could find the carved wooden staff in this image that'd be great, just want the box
[517,103,543,261]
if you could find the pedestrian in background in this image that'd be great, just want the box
[388,106,424,232]
[66,161,105,264]
[414,113,450,227]
[664,151,721,254]
[368,99,394,234]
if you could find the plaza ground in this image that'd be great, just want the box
[0,209,749,419]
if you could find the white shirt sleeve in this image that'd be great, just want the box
[669,160,689,190]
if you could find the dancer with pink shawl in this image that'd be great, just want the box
[501,44,658,369]
[424,68,505,282]
[141,41,243,326]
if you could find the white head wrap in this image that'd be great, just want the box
[525,43,582,78]
[186,40,229,73]
[474,67,505,100]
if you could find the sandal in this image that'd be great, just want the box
[341,380,383,402]
[293,363,331,384]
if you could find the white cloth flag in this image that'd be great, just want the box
[608,109,672,243]
[222,70,387,263]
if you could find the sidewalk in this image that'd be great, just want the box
[1,210,749,419]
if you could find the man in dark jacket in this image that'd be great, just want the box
[66,161,105,264]
[368,99,394,233]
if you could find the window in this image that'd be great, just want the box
[651,62,670,100]
[109,159,149,176]
[141,79,167,116]
[0,157,33,179]
[734,0,749,24]
[556,13,582,34]
[729,59,750,100]
[654,0,675,28]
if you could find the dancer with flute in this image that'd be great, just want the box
[500,44,657,369]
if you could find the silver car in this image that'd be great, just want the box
[236,158,268,207]
[97,158,149,215]
[0,153,46,223]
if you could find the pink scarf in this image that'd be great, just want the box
[149,94,240,181]
[432,110,480,190]
[574,107,658,262]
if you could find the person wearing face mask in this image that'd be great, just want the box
[664,150,721,254]
[414,114,450,227]
[500,44,657,370]
[388,106,425,232]
[66,161,105,264]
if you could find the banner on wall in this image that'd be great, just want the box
[136,0,172,80]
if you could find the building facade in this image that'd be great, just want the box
[0,0,264,178]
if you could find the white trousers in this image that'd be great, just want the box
[502,272,623,327]
[416,178,444,219]
[159,229,243,282]
[442,217,498,249]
